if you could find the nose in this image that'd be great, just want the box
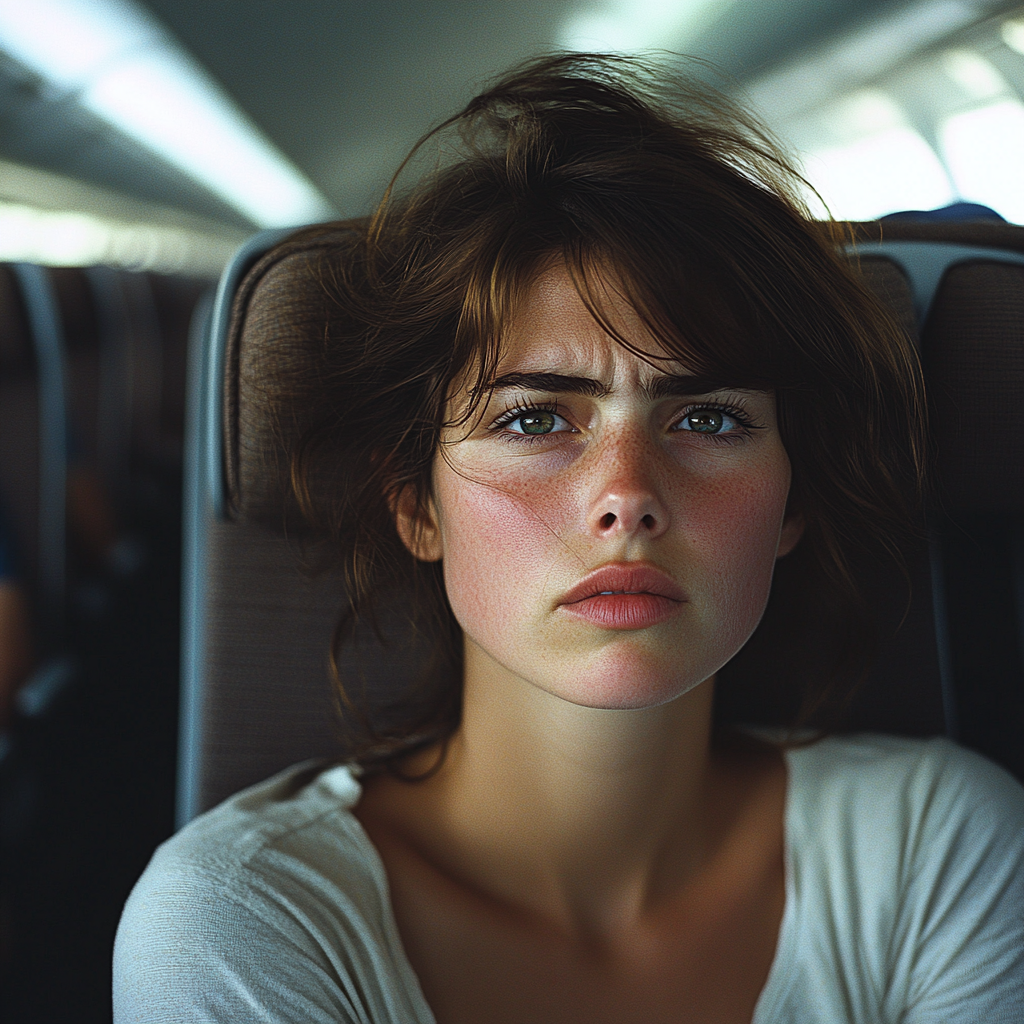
[586,434,670,541]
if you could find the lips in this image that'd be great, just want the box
[557,564,685,630]
[559,562,686,607]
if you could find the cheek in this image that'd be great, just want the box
[672,462,790,635]
[433,460,573,632]
[432,442,792,667]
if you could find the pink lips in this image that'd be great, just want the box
[558,563,686,630]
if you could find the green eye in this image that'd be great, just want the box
[686,410,724,433]
[518,411,557,434]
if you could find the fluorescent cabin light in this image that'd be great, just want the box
[1002,16,1024,54]
[940,100,1024,223]
[804,128,956,221]
[941,49,1010,99]
[0,201,238,276]
[746,1,996,123]
[560,0,738,53]
[0,0,334,228]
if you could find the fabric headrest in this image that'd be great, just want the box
[224,221,1024,532]
[224,225,358,531]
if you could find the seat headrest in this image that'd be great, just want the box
[224,225,358,531]
[225,222,1024,531]
[927,260,1024,513]
[853,220,1024,514]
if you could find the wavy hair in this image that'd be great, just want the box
[284,53,927,771]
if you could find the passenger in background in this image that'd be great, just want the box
[67,464,119,574]
[0,506,32,736]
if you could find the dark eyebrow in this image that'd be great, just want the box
[479,372,610,397]
[479,370,748,400]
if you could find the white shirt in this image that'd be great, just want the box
[113,734,1024,1023]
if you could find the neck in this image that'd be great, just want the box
[408,639,719,936]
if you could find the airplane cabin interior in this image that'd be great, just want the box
[0,1,1023,1020]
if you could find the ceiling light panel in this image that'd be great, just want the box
[0,0,335,228]
[940,98,1024,220]
[1002,15,1024,52]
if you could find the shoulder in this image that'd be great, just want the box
[134,760,372,892]
[785,732,1024,852]
[776,735,1024,1022]
[783,733,1024,914]
[114,762,433,1024]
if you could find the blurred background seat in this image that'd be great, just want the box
[0,257,208,1022]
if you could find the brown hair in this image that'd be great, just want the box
[287,53,927,771]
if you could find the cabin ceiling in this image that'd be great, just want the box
[138,0,903,219]
[0,0,1017,226]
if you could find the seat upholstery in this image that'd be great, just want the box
[178,220,1024,824]
[920,249,1024,778]
[0,264,69,645]
[0,265,42,599]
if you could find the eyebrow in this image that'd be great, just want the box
[480,371,750,400]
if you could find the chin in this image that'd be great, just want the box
[549,652,713,711]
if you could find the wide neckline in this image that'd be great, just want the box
[321,739,808,1024]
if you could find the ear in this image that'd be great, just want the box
[776,509,805,559]
[392,484,444,562]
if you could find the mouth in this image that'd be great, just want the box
[559,562,687,606]
[557,563,686,630]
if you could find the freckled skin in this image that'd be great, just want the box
[409,265,802,711]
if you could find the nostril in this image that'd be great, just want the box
[641,513,656,530]
[600,512,617,530]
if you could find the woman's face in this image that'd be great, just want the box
[398,264,802,710]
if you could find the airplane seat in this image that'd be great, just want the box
[179,227,363,823]
[50,268,123,583]
[0,266,45,618]
[851,219,1024,782]
[178,218,1024,825]
[0,265,69,654]
[145,273,209,471]
[173,226,966,825]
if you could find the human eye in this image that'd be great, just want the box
[490,401,574,440]
[671,403,758,442]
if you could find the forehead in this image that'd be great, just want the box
[498,262,685,383]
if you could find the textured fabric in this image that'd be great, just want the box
[926,262,1024,513]
[854,256,917,345]
[115,734,1024,1024]
[225,225,359,529]
[757,735,1024,1023]
[190,518,347,813]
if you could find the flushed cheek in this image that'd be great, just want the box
[433,444,792,701]
[434,463,575,638]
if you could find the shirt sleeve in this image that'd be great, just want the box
[113,862,372,1024]
[893,742,1024,1023]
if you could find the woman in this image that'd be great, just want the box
[114,54,1024,1023]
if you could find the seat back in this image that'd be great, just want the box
[177,221,1024,825]
[865,223,1024,780]
[0,264,69,647]
[178,230,343,823]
